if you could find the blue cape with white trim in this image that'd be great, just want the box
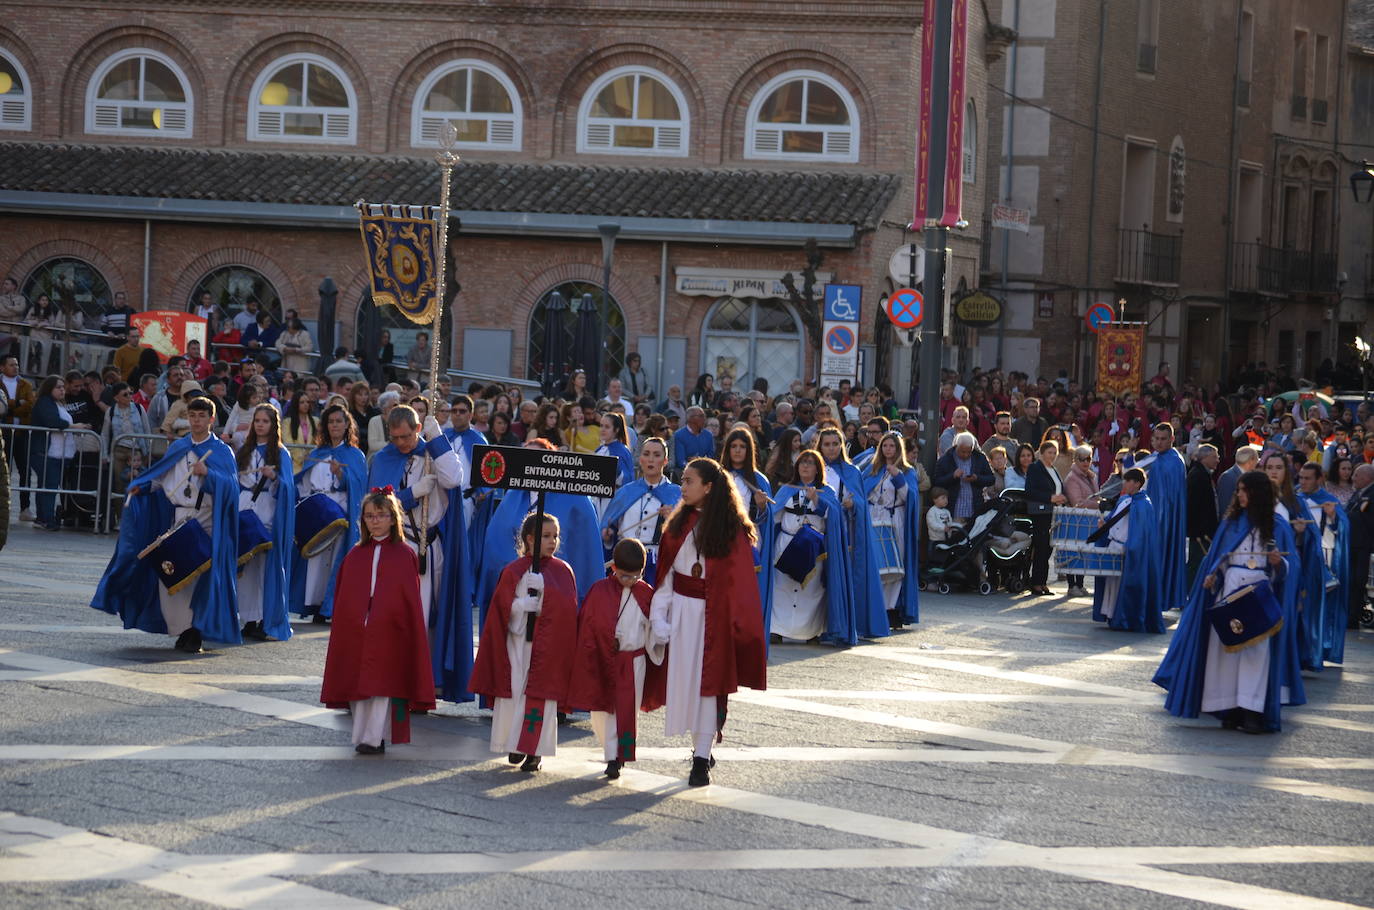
[288,442,367,619]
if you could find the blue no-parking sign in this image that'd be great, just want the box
[821,284,862,385]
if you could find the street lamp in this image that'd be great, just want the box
[1352,161,1374,203]
[596,223,620,395]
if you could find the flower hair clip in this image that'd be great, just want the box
[369,485,395,495]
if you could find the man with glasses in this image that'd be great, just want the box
[852,416,890,471]
[443,393,487,536]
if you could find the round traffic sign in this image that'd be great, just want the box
[885,288,923,329]
[1085,302,1114,334]
[888,244,925,286]
[825,325,856,355]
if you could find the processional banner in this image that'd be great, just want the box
[357,203,440,326]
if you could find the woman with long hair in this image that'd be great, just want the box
[686,373,714,409]
[291,404,367,622]
[1327,457,1356,507]
[863,431,921,629]
[768,449,854,646]
[647,457,766,787]
[29,374,87,531]
[128,346,162,386]
[347,381,375,455]
[527,402,562,447]
[721,426,775,607]
[595,412,635,489]
[561,368,589,401]
[282,389,318,472]
[764,427,802,492]
[1154,471,1304,733]
[234,404,296,642]
[486,411,520,447]
[1004,442,1034,491]
[1042,425,1073,479]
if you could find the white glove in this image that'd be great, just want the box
[515,571,544,613]
[652,619,672,642]
[422,415,443,441]
[409,475,436,499]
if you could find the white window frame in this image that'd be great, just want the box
[745,70,860,163]
[576,65,689,157]
[85,48,193,138]
[700,297,805,395]
[249,52,356,145]
[962,100,977,183]
[410,59,521,150]
[0,48,32,131]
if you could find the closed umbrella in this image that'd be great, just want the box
[541,292,569,400]
[573,292,602,399]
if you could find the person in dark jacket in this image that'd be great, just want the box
[931,431,995,524]
[1346,463,1374,629]
[1024,440,1067,596]
[1186,444,1220,585]
[1215,445,1259,522]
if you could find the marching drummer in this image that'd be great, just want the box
[768,449,854,645]
[92,396,241,653]
[235,404,296,643]
[1090,467,1165,633]
[293,404,367,623]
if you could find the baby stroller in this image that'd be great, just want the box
[984,491,1033,594]
[922,495,1023,596]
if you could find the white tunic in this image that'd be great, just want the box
[399,441,462,625]
[1200,529,1272,713]
[867,472,908,609]
[770,490,827,641]
[1097,495,1132,619]
[300,457,350,609]
[155,441,216,635]
[589,586,653,761]
[489,571,559,757]
[236,448,279,624]
[650,531,714,738]
[617,482,669,566]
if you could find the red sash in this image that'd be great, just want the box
[515,695,547,755]
[673,571,707,598]
[389,697,411,744]
[614,648,646,762]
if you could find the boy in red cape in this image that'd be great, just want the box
[320,488,435,755]
[470,511,579,773]
[570,538,664,780]
[646,457,767,787]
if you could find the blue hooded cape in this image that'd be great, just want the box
[1130,448,1188,611]
[250,444,297,642]
[477,489,603,627]
[770,484,856,646]
[1152,513,1306,732]
[446,425,487,566]
[1089,491,1164,632]
[598,441,635,487]
[91,433,241,644]
[1298,488,1351,666]
[601,478,682,544]
[728,468,777,622]
[825,459,890,639]
[860,466,922,625]
[370,434,473,703]
[1285,498,1330,672]
[288,443,367,619]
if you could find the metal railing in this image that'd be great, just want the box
[1116,227,1181,285]
[0,318,119,377]
[5,423,107,531]
[1232,243,1337,294]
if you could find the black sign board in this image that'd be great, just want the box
[952,288,1004,327]
[471,444,619,499]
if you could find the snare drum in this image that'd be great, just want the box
[295,493,348,558]
[1050,506,1124,577]
[237,509,273,567]
[775,523,826,585]
[1208,580,1283,652]
[138,519,214,595]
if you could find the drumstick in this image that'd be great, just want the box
[736,473,776,505]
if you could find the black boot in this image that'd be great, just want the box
[520,754,542,772]
[605,759,622,780]
[1238,710,1269,735]
[355,741,385,755]
[507,752,525,765]
[242,621,268,642]
[1219,708,1241,730]
[311,612,329,625]
[174,628,202,653]
[688,756,711,787]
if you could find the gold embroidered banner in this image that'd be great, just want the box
[1097,325,1145,399]
[357,203,439,326]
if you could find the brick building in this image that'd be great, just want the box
[0,0,1005,399]
[982,0,1370,391]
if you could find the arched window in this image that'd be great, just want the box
[354,293,453,380]
[188,265,281,334]
[745,70,859,162]
[22,257,112,323]
[701,298,804,396]
[412,60,520,150]
[249,53,355,144]
[85,49,192,137]
[0,49,32,131]
[577,66,688,156]
[962,100,977,183]
[526,281,627,388]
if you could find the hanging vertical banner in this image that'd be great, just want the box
[1096,324,1146,400]
[357,202,441,326]
[914,0,969,228]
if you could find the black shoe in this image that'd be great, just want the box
[688,756,711,787]
[355,741,385,755]
[520,754,541,772]
[507,752,525,765]
[174,628,202,653]
[311,613,329,625]
[605,760,622,780]
[241,621,268,642]
[1219,709,1241,730]
[557,711,569,725]
[1238,710,1269,735]
[769,633,783,644]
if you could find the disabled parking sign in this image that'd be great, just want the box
[821,284,862,386]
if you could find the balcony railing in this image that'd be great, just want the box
[1117,228,1181,285]
[1231,242,1338,294]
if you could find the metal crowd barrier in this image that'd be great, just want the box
[0,318,118,378]
[5,422,108,533]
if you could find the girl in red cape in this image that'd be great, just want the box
[647,456,767,787]
[570,538,664,781]
[469,511,579,773]
[320,489,435,755]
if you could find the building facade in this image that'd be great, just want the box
[0,0,1006,400]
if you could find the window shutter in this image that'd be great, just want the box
[256,109,283,136]
[0,99,25,125]
[489,118,516,146]
[324,112,351,139]
[93,104,120,130]
[825,130,852,157]
[161,107,188,133]
[752,128,781,155]
[656,125,682,151]
[585,122,612,148]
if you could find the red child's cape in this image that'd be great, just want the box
[320,539,436,712]
[469,556,579,702]
[568,576,654,713]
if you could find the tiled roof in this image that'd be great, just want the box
[1353,1,1374,48]
[0,142,900,230]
